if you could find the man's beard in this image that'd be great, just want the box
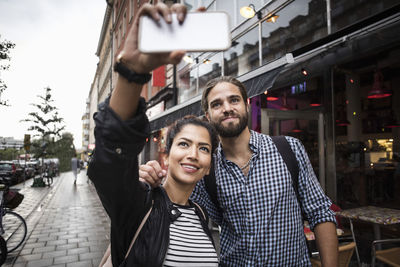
[211,112,248,138]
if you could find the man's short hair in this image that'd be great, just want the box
[201,76,248,113]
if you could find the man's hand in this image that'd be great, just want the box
[139,160,166,188]
[118,2,187,74]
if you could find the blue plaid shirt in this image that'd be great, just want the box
[191,131,336,266]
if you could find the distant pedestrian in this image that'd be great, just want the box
[71,156,79,184]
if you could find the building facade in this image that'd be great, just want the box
[87,0,400,210]
[0,137,23,150]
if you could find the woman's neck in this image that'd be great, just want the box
[162,177,194,205]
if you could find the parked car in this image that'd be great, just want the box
[0,161,23,185]
[28,160,41,176]
[18,160,36,179]
[12,160,29,180]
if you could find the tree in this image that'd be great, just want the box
[22,87,66,138]
[30,132,75,172]
[0,35,16,106]
[0,148,19,160]
[21,86,66,158]
[53,132,76,172]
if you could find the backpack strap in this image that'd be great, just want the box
[271,136,312,257]
[270,136,301,211]
[203,161,219,209]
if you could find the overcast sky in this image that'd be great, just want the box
[0,0,106,148]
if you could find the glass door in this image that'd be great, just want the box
[261,109,326,191]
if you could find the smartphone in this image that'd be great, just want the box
[138,12,231,53]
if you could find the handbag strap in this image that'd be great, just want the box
[192,202,206,221]
[125,200,154,258]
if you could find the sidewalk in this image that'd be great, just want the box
[4,171,110,267]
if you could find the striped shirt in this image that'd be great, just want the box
[163,204,218,267]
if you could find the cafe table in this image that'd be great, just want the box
[336,206,400,266]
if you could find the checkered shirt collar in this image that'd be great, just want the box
[216,130,260,166]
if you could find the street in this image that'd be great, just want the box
[4,171,110,267]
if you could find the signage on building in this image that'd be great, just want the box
[146,101,165,120]
[24,134,31,151]
[291,82,307,95]
[152,65,166,87]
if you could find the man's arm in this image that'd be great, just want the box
[287,137,339,265]
[314,222,338,267]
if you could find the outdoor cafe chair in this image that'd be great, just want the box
[310,242,356,267]
[371,238,400,267]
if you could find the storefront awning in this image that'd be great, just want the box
[148,54,293,132]
[241,67,284,98]
[149,98,202,132]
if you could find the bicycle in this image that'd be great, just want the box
[0,236,7,266]
[0,184,27,256]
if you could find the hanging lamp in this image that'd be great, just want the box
[367,70,392,99]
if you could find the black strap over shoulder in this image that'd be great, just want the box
[270,136,301,208]
[204,162,219,209]
[271,136,312,257]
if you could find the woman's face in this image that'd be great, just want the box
[166,124,212,186]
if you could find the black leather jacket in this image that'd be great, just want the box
[88,98,215,267]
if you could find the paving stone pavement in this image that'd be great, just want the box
[3,171,110,267]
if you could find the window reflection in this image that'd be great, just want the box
[261,0,326,65]
[177,67,197,104]
[224,27,259,77]
[184,0,214,11]
[198,53,222,91]
[331,0,398,33]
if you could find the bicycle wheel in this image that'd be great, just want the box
[0,236,7,265]
[1,210,27,253]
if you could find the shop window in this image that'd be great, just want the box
[334,66,400,210]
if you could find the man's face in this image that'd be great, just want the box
[205,82,248,138]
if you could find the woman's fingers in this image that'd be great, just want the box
[138,3,160,21]
[196,6,206,12]
[171,3,187,23]
[155,2,172,23]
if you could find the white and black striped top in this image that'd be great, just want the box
[163,204,218,267]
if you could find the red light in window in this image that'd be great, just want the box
[266,96,279,101]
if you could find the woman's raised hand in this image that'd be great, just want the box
[117,2,187,74]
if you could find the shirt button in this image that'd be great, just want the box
[115,148,122,154]
[171,210,177,215]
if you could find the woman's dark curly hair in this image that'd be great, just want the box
[165,115,219,155]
